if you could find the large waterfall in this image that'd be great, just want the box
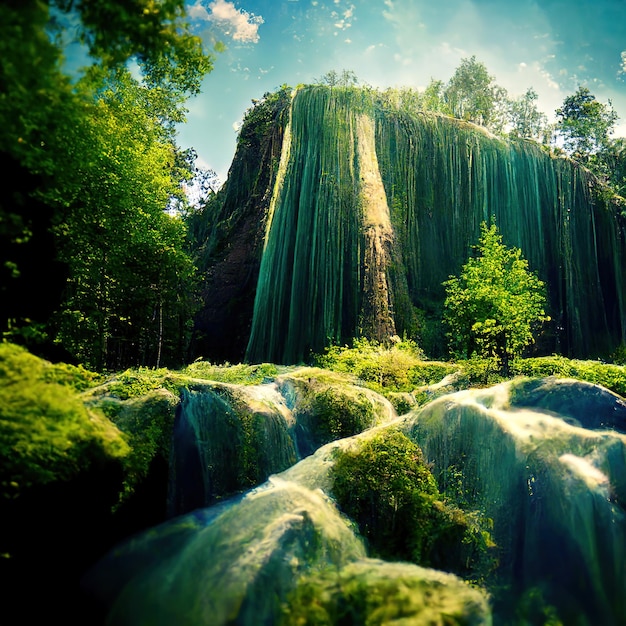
[237,86,625,365]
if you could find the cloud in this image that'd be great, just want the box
[193,0,264,43]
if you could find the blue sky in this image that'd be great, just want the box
[177,0,626,183]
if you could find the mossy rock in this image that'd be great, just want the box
[281,558,492,625]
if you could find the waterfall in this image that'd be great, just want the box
[243,86,625,365]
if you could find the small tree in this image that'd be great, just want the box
[443,221,549,371]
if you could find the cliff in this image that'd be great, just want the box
[193,85,626,365]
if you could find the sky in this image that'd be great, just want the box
[176,0,626,184]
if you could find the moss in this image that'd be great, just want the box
[329,429,495,579]
[110,389,179,505]
[0,343,131,615]
[0,342,129,495]
[310,387,375,443]
[281,560,492,626]
[510,355,626,397]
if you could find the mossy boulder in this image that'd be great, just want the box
[282,558,492,626]
[0,343,130,625]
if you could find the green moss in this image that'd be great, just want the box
[0,343,129,496]
[310,386,375,443]
[281,561,492,626]
[510,355,626,397]
[329,429,495,579]
[182,360,281,385]
[111,389,179,504]
[90,367,180,400]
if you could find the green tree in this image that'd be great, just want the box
[508,87,548,140]
[50,67,200,370]
[0,1,212,367]
[443,221,549,371]
[601,137,626,198]
[555,86,618,163]
[421,78,448,114]
[444,56,502,128]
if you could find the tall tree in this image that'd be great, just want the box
[555,86,618,162]
[0,1,213,367]
[50,67,200,370]
[508,87,548,140]
[444,56,500,128]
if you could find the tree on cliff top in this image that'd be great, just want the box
[443,221,549,371]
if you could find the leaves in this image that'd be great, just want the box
[443,220,549,367]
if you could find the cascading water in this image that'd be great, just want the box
[243,86,625,365]
[84,373,626,625]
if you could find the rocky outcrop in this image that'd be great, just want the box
[193,85,626,365]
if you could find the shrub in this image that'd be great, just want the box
[443,220,549,372]
[313,337,453,394]
[511,356,626,397]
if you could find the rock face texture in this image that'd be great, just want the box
[193,85,626,365]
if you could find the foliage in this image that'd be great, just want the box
[315,69,359,87]
[0,342,129,497]
[330,429,495,577]
[553,86,626,197]
[555,86,618,162]
[52,0,213,94]
[48,66,201,370]
[443,55,503,128]
[508,88,548,141]
[0,1,212,370]
[89,367,183,400]
[315,337,436,390]
[510,355,626,398]
[455,356,507,388]
[183,360,281,385]
[443,220,550,371]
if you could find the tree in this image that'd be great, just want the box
[0,1,212,367]
[555,86,618,162]
[443,221,549,371]
[317,69,359,87]
[50,67,200,370]
[508,87,548,141]
[601,137,626,198]
[444,56,501,128]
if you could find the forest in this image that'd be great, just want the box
[2,2,626,626]
[2,1,625,372]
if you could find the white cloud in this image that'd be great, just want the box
[196,0,264,43]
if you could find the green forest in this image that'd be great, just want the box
[3,1,626,372]
[3,2,626,626]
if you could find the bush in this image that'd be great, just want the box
[443,220,549,371]
[313,337,454,394]
[511,356,626,397]
[182,360,280,385]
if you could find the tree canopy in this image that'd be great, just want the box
[443,221,550,369]
[0,1,214,369]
